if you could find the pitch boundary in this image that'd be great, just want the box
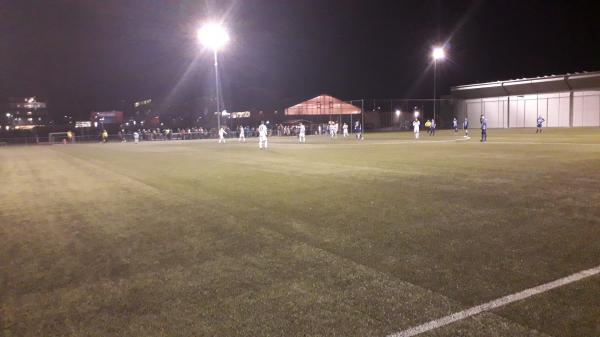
[387,264,600,337]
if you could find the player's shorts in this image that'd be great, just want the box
[537,124,542,128]
[259,135,267,141]
[414,128,419,133]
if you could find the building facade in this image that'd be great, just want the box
[451,72,600,128]
[3,97,48,130]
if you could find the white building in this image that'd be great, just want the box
[452,71,600,128]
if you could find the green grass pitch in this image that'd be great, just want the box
[1,128,599,337]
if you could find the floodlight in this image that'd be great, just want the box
[431,46,446,121]
[197,23,230,50]
[395,109,401,117]
[414,111,420,118]
[432,47,445,60]
[197,22,231,131]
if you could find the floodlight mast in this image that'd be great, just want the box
[197,23,230,131]
[431,46,445,122]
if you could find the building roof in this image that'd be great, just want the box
[285,94,361,115]
[451,71,600,99]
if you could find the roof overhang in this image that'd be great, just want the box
[451,71,600,99]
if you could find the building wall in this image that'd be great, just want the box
[5,97,48,128]
[455,90,600,128]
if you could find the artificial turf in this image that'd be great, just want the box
[1,128,599,337]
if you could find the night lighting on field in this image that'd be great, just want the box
[197,21,230,131]
[197,22,230,51]
[432,46,445,60]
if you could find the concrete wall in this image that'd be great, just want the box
[455,90,600,128]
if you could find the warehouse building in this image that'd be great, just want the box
[451,71,600,128]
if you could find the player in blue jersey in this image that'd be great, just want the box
[536,115,545,133]
[480,115,487,142]
[354,121,362,140]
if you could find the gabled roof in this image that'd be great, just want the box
[285,94,361,115]
[451,71,600,99]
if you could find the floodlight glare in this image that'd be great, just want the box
[395,109,401,116]
[432,47,445,60]
[197,23,230,50]
[414,111,420,118]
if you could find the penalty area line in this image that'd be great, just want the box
[387,264,600,337]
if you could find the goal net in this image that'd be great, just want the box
[48,132,70,144]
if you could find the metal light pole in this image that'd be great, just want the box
[433,58,437,121]
[198,22,230,131]
[213,49,221,130]
[432,46,445,122]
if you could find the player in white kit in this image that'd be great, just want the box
[238,125,245,142]
[329,121,337,139]
[258,122,268,149]
[218,127,227,143]
[133,131,140,144]
[342,123,349,137]
[298,123,306,143]
[413,119,420,139]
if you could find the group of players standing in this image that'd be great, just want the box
[217,120,363,148]
[218,121,269,149]
[218,114,548,148]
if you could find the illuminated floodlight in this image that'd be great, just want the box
[197,22,230,50]
[432,46,445,60]
[6,113,11,117]
[395,109,401,117]
[414,110,420,118]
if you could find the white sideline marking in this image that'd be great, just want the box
[477,140,600,146]
[387,265,600,337]
[309,138,472,146]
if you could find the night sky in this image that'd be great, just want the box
[1,0,600,121]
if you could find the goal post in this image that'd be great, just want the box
[48,132,70,144]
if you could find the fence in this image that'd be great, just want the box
[344,98,455,130]
[0,131,215,145]
[0,98,461,145]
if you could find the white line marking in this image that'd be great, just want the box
[277,138,472,147]
[387,265,600,337]
[474,140,600,146]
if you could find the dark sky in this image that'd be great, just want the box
[1,0,600,120]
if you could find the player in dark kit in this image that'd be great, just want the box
[480,115,487,142]
[536,115,545,133]
[354,121,362,140]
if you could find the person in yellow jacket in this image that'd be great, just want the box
[424,119,432,136]
[101,130,108,143]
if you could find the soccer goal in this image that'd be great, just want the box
[48,132,70,144]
